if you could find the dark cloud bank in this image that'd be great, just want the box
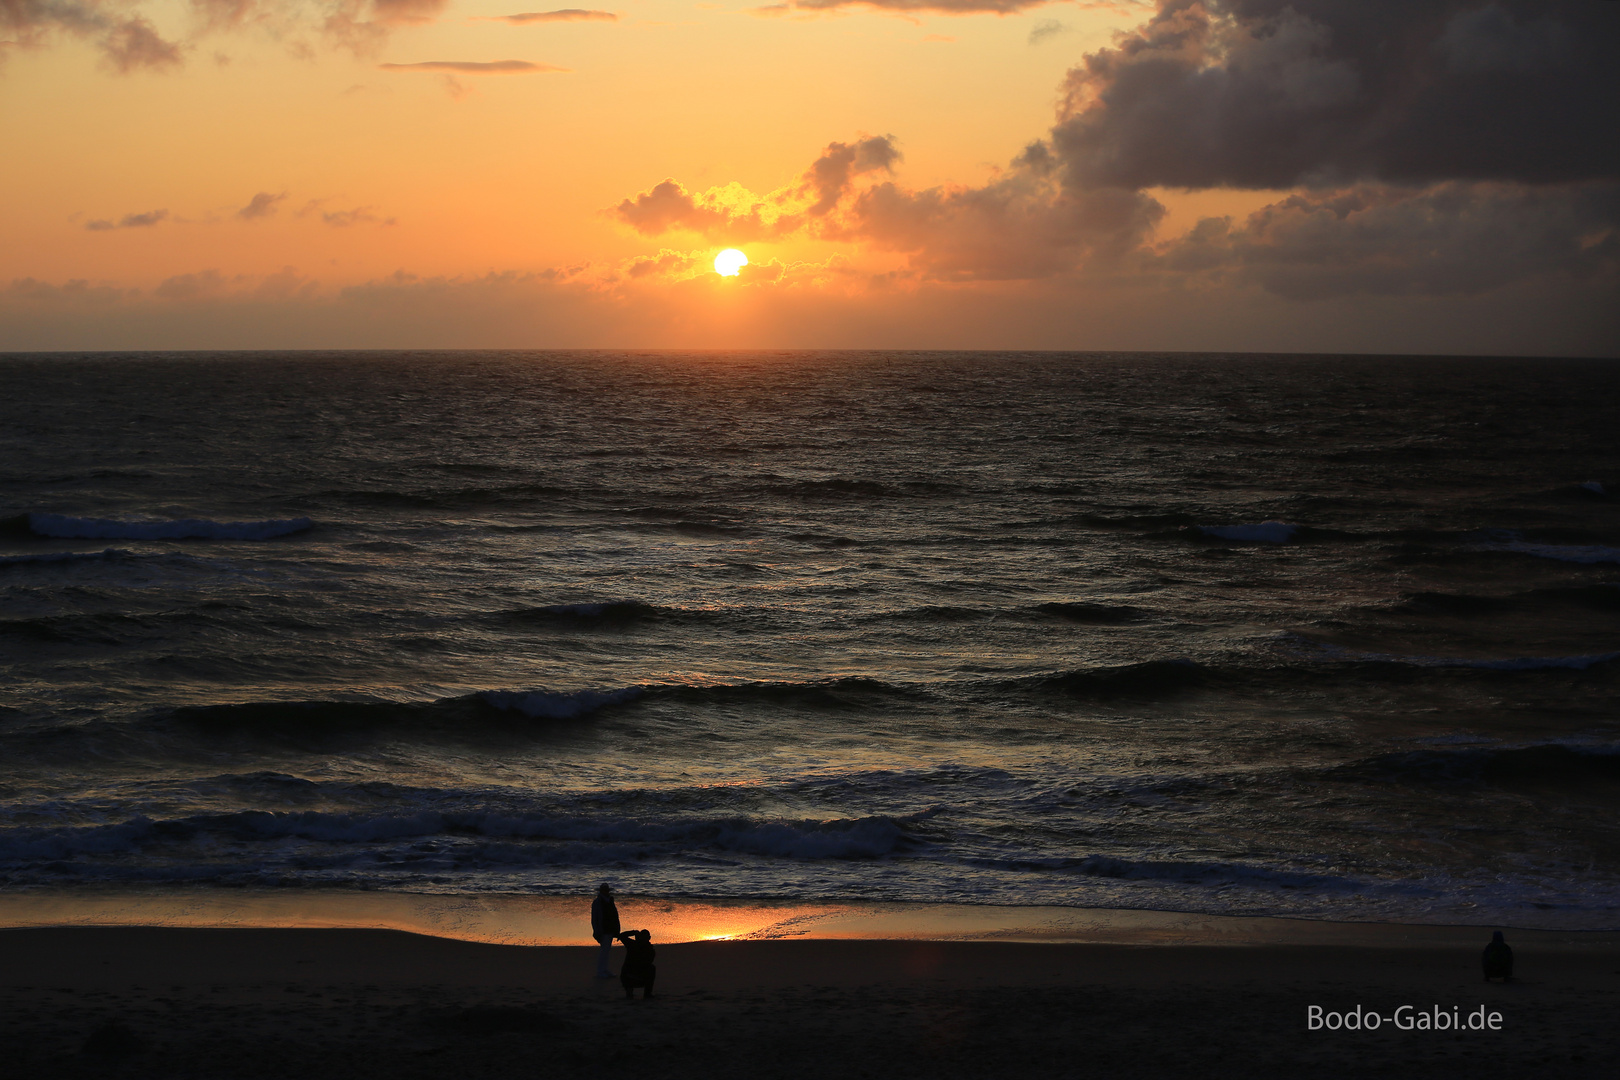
[625,0,1620,306]
[1054,0,1616,190]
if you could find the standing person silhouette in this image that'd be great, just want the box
[616,928,656,1000]
[1482,930,1513,982]
[591,883,620,978]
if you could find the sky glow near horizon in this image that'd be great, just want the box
[1,0,1616,353]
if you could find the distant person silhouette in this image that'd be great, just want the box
[591,883,620,978]
[1482,930,1513,982]
[616,928,656,1000]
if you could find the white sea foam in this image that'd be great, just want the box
[27,512,313,541]
[1197,521,1298,543]
[1580,481,1605,494]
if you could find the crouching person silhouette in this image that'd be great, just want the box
[617,929,656,1000]
[1482,931,1513,982]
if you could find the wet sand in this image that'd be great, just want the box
[3,922,1617,1079]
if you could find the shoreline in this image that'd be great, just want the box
[3,887,1618,949]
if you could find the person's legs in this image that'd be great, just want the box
[596,936,614,977]
[621,971,636,1000]
[643,967,656,999]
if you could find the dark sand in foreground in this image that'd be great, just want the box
[3,926,1617,1079]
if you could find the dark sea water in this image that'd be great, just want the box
[2,351,1618,927]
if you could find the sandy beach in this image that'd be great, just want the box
[2,897,1616,1079]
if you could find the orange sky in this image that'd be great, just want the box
[2,1,1615,353]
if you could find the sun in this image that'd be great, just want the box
[713,248,748,277]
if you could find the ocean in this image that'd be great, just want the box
[2,351,1617,928]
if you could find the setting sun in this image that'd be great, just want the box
[714,249,749,277]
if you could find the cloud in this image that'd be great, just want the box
[1027,19,1065,44]
[786,0,1057,13]
[379,60,568,73]
[1,0,454,71]
[753,0,1145,13]
[187,0,269,34]
[368,0,447,23]
[237,192,286,220]
[322,207,393,226]
[842,164,1162,280]
[615,136,1160,280]
[481,9,617,23]
[154,269,229,299]
[84,209,171,231]
[612,137,898,241]
[624,250,705,280]
[1,3,185,73]
[801,136,901,216]
[324,0,452,55]
[100,16,184,72]
[81,196,403,230]
[5,263,1616,356]
[293,198,396,225]
[1049,0,1620,191]
[613,180,798,242]
[1153,181,1620,300]
[147,266,317,300]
